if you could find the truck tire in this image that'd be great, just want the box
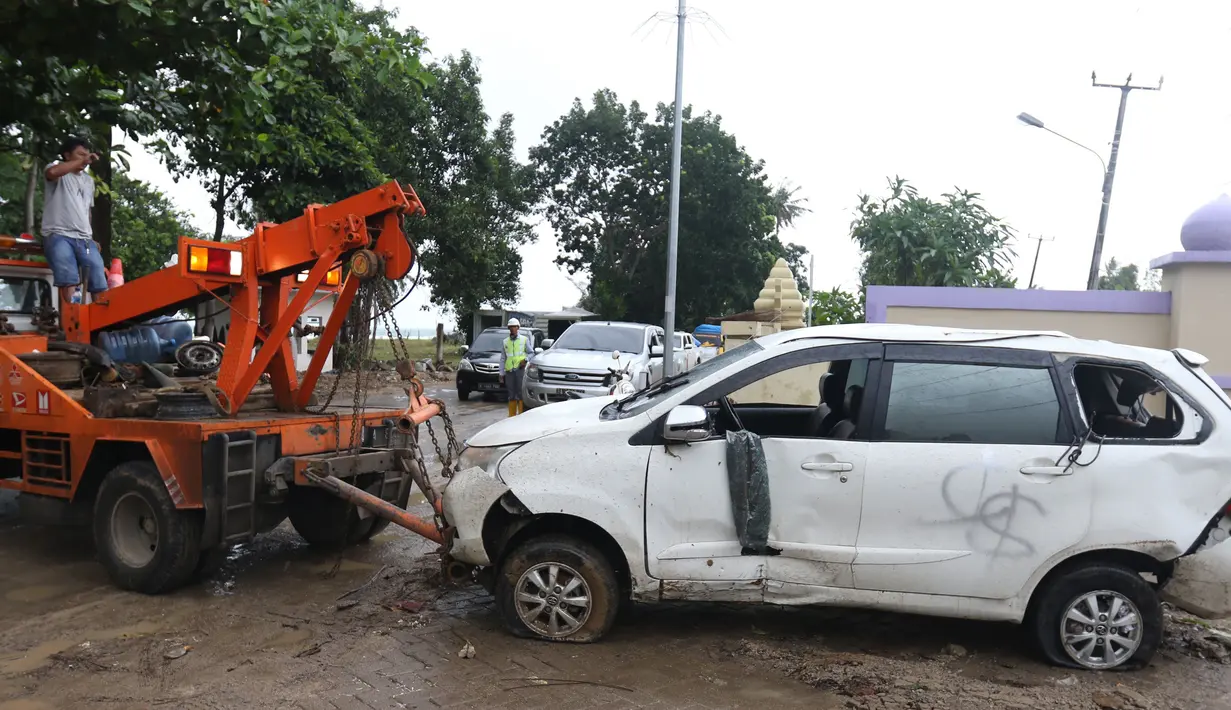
[287,474,383,547]
[363,476,412,541]
[495,534,620,643]
[93,461,203,594]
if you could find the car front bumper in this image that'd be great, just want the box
[456,368,505,394]
[523,380,612,409]
[441,466,511,566]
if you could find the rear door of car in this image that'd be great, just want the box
[853,344,1093,600]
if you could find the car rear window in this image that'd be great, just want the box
[882,362,1062,445]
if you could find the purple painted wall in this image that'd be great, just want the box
[862,286,1231,386]
[864,285,1171,324]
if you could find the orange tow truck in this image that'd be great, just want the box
[0,182,455,593]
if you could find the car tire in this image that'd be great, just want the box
[458,386,470,402]
[1030,563,1162,670]
[495,534,620,643]
[93,461,203,594]
[287,474,383,547]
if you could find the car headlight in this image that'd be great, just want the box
[527,364,541,381]
[457,443,519,480]
[458,359,474,371]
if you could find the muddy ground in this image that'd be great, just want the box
[2,384,1231,709]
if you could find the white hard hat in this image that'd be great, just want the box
[507,318,520,327]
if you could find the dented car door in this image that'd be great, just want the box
[853,345,1091,600]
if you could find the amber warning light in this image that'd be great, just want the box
[296,267,342,286]
[188,245,243,276]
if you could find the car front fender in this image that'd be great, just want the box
[441,466,510,566]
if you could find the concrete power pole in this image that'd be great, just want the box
[1087,72,1161,290]
[806,253,815,327]
[1026,234,1055,289]
[661,0,687,378]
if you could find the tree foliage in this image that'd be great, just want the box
[363,51,537,325]
[531,89,803,326]
[1098,257,1140,291]
[851,177,1016,289]
[808,288,864,326]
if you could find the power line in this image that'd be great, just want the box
[1026,234,1055,289]
[1086,71,1162,291]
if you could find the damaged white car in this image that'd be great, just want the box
[441,323,1231,671]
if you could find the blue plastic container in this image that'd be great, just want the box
[96,318,195,364]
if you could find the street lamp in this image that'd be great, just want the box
[1016,113,1108,176]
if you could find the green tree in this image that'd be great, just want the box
[808,288,864,325]
[770,181,810,236]
[1098,257,1141,291]
[151,2,431,240]
[362,51,537,326]
[531,90,803,326]
[851,177,1016,289]
[110,172,204,280]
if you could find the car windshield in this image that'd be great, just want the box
[0,277,50,314]
[469,331,505,353]
[553,324,645,353]
[601,339,765,420]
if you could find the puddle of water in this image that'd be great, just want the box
[303,559,376,575]
[0,618,167,675]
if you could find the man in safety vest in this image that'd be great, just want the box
[499,317,530,416]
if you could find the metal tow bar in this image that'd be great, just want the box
[303,467,445,544]
[300,391,451,546]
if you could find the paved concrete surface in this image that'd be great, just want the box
[1,385,1230,709]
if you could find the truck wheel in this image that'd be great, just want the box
[93,461,202,594]
[363,476,412,541]
[1030,564,1162,670]
[495,534,620,643]
[458,386,471,402]
[287,474,382,547]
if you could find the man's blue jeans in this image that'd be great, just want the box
[44,233,108,293]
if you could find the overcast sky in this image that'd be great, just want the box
[125,0,1231,334]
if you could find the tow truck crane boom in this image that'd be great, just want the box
[64,181,424,415]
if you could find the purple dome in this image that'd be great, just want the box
[1181,194,1231,251]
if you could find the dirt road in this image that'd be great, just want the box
[2,385,1230,709]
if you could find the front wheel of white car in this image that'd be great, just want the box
[1030,564,1162,670]
[496,534,620,643]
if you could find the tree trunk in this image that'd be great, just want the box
[23,147,38,235]
[212,176,228,241]
[91,125,113,263]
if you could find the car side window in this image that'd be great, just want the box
[1071,363,1192,440]
[880,362,1062,445]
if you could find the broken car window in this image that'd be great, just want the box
[882,362,1062,445]
[1072,363,1184,439]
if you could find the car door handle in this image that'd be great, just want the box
[802,462,853,473]
[1019,466,1072,476]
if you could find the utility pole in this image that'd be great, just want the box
[806,253,815,327]
[1087,72,1161,290]
[1026,234,1054,289]
[661,0,687,378]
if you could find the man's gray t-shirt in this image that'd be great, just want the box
[42,165,94,240]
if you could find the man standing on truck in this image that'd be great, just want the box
[42,136,109,304]
[499,317,529,417]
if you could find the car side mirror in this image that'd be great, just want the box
[541,339,554,349]
[459,345,469,354]
[650,345,664,358]
[534,347,544,354]
[663,405,711,443]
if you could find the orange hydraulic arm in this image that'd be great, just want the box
[63,182,426,415]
